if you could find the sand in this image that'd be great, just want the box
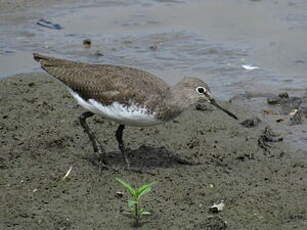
[1,73,307,229]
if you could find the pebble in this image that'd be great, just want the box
[240,117,261,128]
[289,109,304,125]
[94,50,104,56]
[267,96,282,105]
[278,92,289,98]
[209,200,225,213]
[83,39,92,48]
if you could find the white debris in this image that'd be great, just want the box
[289,109,298,117]
[209,200,225,213]
[242,64,259,70]
[62,166,73,180]
[115,191,124,198]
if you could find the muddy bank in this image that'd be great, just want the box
[1,73,307,229]
[231,90,307,152]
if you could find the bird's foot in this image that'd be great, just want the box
[122,151,131,170]
[79,111,113,170]
[88,155,123,173]
[87,152,108,170]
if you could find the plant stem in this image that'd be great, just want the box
[135,202,139,227]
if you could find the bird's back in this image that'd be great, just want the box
[33,53,169,110]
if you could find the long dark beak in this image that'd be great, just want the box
[209,97,238,120]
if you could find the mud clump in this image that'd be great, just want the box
[240,116,261,128]
[1,73,307,230]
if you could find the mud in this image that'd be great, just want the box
[231,90,307,151]
[1,73,307,229]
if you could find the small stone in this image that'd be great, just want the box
[115,191,124,198]
[149,44,158,50]
[208,184,214,188]
[195,103,213,111]
[83,39,92,48]
[240,117,261,128]
[289,109,298,116]
[209,200,225,213]
[267,96,281,105]
[28,82,35,87]
[289,109,304,125]
[94,51,104,56]
[278,92,289,98]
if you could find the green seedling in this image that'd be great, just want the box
[115,178,156,226]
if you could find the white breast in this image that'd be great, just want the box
[69,89,163,127]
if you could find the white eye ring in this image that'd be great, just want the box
[196,87,206,94]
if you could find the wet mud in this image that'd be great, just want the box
[1,73,307,229]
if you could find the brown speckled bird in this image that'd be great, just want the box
[33,53,237,169]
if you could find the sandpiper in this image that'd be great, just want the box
[33,53,237,169]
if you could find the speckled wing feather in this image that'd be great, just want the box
[33,53,169,110]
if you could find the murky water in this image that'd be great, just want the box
[1,0,306,99]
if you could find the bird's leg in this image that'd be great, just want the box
[79,111,108,168]
[115,124,130,169]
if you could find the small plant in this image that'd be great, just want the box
[115,178,156,226]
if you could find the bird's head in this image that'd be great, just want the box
[174,77,238,120]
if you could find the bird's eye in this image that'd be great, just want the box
[196,87,206,94]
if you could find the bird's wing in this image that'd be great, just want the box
[33,53,169,108]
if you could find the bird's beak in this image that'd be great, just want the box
[207,94,238,120]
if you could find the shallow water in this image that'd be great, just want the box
[1,0,306,99]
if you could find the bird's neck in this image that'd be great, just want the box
[155,87,190,121]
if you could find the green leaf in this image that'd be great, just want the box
[115,178,135,196]
[128,200,137,207]
[137,182,156,198]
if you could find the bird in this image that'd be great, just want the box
[33,53,237,169]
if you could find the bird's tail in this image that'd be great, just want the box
[33,53,80,67]
[32,53,90,88]
[33,53,50,63]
